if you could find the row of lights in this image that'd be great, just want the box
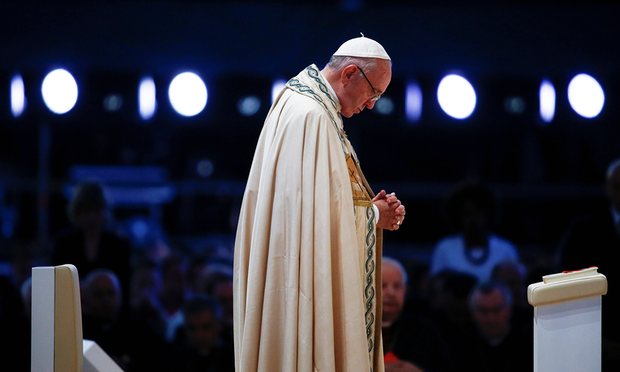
[424,73,605,122]
[6,68,607,123]
[10,69,210,120]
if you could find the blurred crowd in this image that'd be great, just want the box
[1,157,619,371]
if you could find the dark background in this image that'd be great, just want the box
[1,0,619,270]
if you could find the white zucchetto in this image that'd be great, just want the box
[333,35,391,60]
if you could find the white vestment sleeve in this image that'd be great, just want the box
[373,204,379,225]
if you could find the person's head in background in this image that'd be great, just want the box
[446,179,497,246]
[67,180,111,232]
[382,256,408,327]
[129,258,162,311]
[468,280,513,345]
[181,295,224,355]
[425,269,477,328]
[82,269,123,323]
[158,252,188,314]
[606,158,620,212]
[198,263,233,326]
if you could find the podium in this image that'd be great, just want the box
[31,265,124,372]
[528,267,607,372]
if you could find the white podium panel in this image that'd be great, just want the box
[534,296,601,371]
[31,267,55,372]
[528,267,607,372]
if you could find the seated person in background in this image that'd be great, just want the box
[171,294,234,372]
[128,258,166,340]
[81,269,169,372]
[420,268,477,370]
[465,280,532,372]
[158,252,190,343]
[382,257,454,372]
[430,179,521,283]
[52,180,132,305]
[197,262,234,346]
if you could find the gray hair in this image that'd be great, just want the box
[325,55,387,72]
[382,256,408,285]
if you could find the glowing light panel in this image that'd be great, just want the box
[437,74,476,120]
[41,68,78,114]
[374,96,394,115]
[196,159,215,178]
[406,82,423,123]
[139,77,157,120]
[237,96,261,117]
[168,72,207,117]
[539,79,556,123]
[568,73,605,119]
[271,79,287,104]
[10,74,26,118]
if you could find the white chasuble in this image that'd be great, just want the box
[233,64,384,372]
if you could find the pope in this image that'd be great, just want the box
[233,35,406,372]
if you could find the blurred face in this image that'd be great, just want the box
[130,266,161,306]
[339,60,391,118]
[382,262,406,325]
[75,209,107,230]
[185,310,220,354]
[460,201,490,246]
[470,288,511,341]
[84,274,121,321]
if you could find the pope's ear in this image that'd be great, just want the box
[341,65,357,84]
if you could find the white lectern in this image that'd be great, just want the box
[31,265,124,372]
[528,267,607,372]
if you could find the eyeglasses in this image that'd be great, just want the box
[355,64,382,102]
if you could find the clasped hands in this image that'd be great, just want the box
[372,189,406,231]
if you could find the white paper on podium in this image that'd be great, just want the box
[534,296,601,372]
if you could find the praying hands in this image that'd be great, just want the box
[373,189,406,231]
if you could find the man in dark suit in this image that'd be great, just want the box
[559,158,620,370]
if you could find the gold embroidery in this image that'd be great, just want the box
[347,154,372,207]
